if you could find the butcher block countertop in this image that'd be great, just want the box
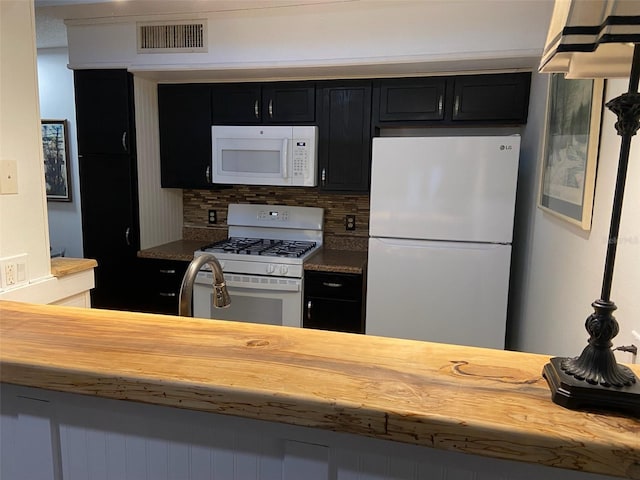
[50,257,97,277]
[1,301,638,478]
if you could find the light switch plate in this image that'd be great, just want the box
[0,160,18,194]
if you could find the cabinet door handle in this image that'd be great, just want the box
[438,94,443,116]
[268,99,273,119]
[321,168,326,186]
[322,282,343,288]
[454,95,460,117]
[307,300,312,321]
[125,227,131,246]
[122,131,127,151]
[206,165,211,183]
[254,100,259,119]
[159,269,176,274]
[159,292,176,297]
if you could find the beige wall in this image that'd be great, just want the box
[511,77,640,363]
[0,0,51,286]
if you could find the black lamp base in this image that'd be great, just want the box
[543,357,640,417]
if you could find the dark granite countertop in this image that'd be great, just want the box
[138,240,367,274]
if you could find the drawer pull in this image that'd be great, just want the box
[307,300,312,321]
[159,292,176,297]
[322,282,343,288]
[159,269,176,274]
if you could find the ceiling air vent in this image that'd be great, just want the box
[137,21,207,54]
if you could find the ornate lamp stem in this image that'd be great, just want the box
[543,45,640,415]
[561,46,640,389]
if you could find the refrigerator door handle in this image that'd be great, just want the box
[372,237,508,251]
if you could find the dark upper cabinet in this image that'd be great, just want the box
[261,83,316,123]
[158,84,213,188]
[211,84,262,124]
[211,82,315,124]
[318,81,372,192]
[74,69,135,155]
[376,77,446,122]
[373,72,531,126]
[451,73,531,123]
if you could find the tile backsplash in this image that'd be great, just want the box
[183,186,370,251]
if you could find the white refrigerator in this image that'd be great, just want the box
[365,135,520,349]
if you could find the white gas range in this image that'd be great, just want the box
[192,203,323,327]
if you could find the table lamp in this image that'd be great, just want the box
[539,0,640,414]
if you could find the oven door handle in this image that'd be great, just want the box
[197,273,301,292]
[225,278,300,292]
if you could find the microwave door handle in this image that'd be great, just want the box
[281,138,288,178]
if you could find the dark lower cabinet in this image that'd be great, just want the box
[303,270,365,334]
[78,154,140,311]
[138,258,189,315]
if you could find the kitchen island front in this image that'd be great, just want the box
[1,300,638,479]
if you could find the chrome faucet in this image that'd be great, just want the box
[179,253,231,317]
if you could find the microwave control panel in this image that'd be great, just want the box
[292,139,311,178]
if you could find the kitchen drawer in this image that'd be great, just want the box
[303,270,365,334]
[304,271,362,300]
[304,296,362,334]
[138,258,189,315]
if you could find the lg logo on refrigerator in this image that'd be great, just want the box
[500,145,513,151]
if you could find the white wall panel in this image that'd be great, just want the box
[133,76,182,249]
[64,1,553,80]
[2,384,622,480]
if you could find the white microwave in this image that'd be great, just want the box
[211,125,318,187]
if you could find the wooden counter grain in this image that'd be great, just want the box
[50,257,97,277]
[1,300,638,479]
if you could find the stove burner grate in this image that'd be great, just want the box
[202,237,317,258]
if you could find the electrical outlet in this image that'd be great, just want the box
[345,215,356,231]
[0,254,27,289]
[5,263,16,286]
[208,209,217,224]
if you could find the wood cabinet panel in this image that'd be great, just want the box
[159,83,213,188]
[377,77,446,121]
[74,69,134,155]
[73,69,140,311]
[318,82,372,192]
[452,73,531,123]
[138,258,189,315]
[303,270,365,333]
[211,82,315,124]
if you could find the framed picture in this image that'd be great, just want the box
[538,73,604,230]
[41,119,72,202]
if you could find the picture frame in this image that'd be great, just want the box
[41,119,72,202]
[538,73,604,230]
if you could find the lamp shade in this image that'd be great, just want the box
[539,0,640,78]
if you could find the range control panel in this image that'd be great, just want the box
[258,209,290,222]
